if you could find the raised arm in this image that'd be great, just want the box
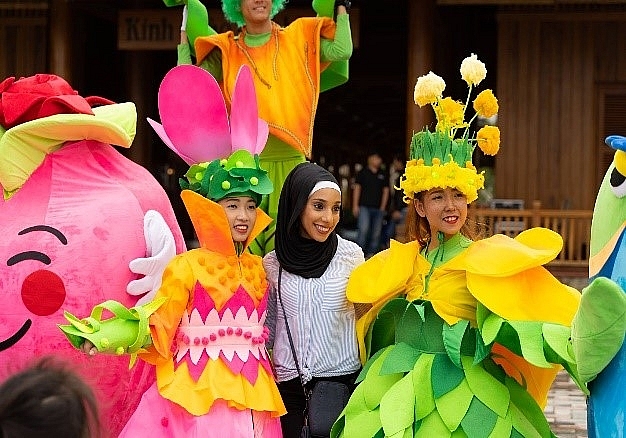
[320,4,353,62]
[175,2,222,81]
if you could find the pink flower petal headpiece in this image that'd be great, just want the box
[147,64,269,165]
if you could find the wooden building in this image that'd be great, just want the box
[2,0,626,221]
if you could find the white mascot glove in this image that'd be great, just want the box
[127,210,177,305]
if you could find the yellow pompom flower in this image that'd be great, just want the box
[473,89,499,118]
[400,156,485,203]
[460,53,487,86]
[435,97,465,133]
[414,72,446,107]
[476,125,501,156]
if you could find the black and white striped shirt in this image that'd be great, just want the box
[263,235,364,384]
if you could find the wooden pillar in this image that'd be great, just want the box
[49,0,72,81]
[406,0,436,153]
[125,51,152,167]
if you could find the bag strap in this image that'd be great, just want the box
[277,267,309,399]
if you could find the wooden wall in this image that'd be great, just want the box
[0,4,48,79]
[496,8,626,210]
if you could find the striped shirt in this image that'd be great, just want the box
[263,235,364,384]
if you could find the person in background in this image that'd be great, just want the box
[175,0,353,256]
[0,356,101,438]
[264,162,364,437]
[381,153,407,248]
[352,150,389,258]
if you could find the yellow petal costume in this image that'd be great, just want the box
[331,55,587,438]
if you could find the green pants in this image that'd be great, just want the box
[249,138,305,256]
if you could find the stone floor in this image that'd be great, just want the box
[545,371,588,438]
[545,276,590,438]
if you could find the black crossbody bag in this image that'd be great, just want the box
[277,267,351,438]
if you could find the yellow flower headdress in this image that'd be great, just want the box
[400,54,500,204]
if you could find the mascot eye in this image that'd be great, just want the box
[610,166,626,198]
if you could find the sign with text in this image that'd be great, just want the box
[118,8,359,50]
[118,10,179,50]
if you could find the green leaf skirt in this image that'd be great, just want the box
[331,299,556,438]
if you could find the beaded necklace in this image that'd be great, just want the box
[234,22,280,89]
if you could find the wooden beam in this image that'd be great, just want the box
[406,0,436,153]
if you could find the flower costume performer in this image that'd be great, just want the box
[331,54,626,438]
[168,0,353,255]
[59,64,286,437]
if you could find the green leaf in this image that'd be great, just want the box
[462,356,509,418]
[225,149,255,168]
[481,313,504,345]
[443,320,469,369]
[488,414,513,438]
[380,372,417,435]
[380,342,421,374]
[411,300,426,320]
[434,378,474,432]
[368,311,397,358]
[432,353,465,398]
[474,329,491,365]
[415,411,452,438]
[341,406,385,438]
[413,354,435,420]
[397,302,425,348]
[361,348,404,410]
[357,348,386,384]
[508,321,551,368]
[460,397,498,438]
[475,302,491,328]
[506,376,551,438]
[542,323,574,363]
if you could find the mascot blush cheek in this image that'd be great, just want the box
[0,74,185,436]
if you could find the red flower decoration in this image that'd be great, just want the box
[0,74,95,129]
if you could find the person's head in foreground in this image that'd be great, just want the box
[0,357,101,438]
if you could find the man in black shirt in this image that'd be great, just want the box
[351,151,389,258]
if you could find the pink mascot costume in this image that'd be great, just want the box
[0,74,185,435]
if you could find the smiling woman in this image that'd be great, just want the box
[299,186,342,242]
[263,162,364,437]
[329,54,625,438]
[217,196,259,242]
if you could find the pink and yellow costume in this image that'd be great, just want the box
[121,190,285,436]
[60,65,285,436]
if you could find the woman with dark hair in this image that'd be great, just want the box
[0,357,101,438]
[264,162,364,437]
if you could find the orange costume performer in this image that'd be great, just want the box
[175,0,353,255]
[195,17,339,159]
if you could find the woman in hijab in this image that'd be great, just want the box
[263,162,365,437]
